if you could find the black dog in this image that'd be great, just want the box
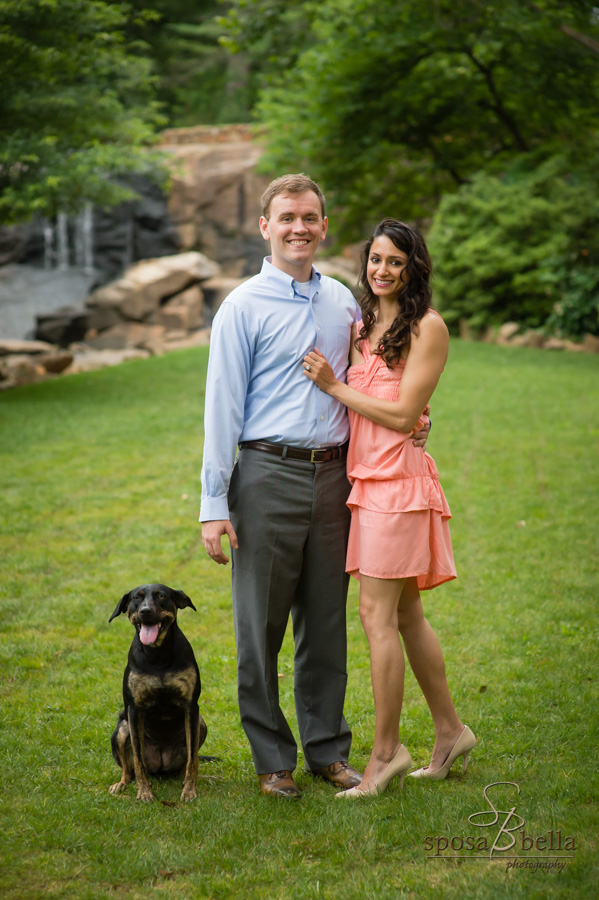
[108,583,207,802]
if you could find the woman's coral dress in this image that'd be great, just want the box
[345,324,456,590]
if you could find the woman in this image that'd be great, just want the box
[303,219,475,798]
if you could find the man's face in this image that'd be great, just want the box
[259,191,328,278]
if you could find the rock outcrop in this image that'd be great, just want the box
[159,124,270,276]
[34,251,225,349]
[85,250,219,322]
[0,339,74,388]
[467,319,595,352]
[0,250,249,388]
[0,125,267,318]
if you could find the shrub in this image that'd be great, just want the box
[544,264,599,338]
[428,155,599,337]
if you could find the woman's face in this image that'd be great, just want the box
[366,235,408,303]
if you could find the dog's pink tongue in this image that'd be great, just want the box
[140,624,160,645]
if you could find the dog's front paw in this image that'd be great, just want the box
[180,784,197,802]
[136,786,156,802]
[109,780,128,795]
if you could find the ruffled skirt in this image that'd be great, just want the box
[345,481,457,590]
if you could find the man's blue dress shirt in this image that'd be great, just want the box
[200,257,359,521]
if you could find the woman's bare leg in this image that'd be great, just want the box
[397,578,463,770]
[357,574,407,790]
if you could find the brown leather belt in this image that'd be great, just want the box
[239,440,348,463]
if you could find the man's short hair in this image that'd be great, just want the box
[261,174,326,219]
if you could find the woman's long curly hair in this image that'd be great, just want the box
[357,219,433,367]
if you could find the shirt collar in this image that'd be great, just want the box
[261,256,322,290]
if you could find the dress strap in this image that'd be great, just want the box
[351,321,382,387]
[355,320,371,361]
[360,339,372,361]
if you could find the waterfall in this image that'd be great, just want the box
[57,213,69,269]
[74,204,94,274]
[124,217,135,269]
[43,223,54,270]
[42,207,95,274]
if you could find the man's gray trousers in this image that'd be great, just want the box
[229,446,352,775]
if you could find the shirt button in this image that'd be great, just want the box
[320,416,324,421]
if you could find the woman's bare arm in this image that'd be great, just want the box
[304,312,448,433]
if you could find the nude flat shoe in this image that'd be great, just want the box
[409,725,476,781]
[335,745,412,798]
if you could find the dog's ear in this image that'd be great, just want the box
[109,592,131,623]
[173,589,196,612]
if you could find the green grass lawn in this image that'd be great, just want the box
[1,340,598,899]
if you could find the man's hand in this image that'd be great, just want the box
[412,417,431,449]
[201,520,239,565]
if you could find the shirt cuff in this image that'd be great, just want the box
[199,496,230,522]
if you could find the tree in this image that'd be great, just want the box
[0,0,166,224]
[240,0,599,240]
[126,0,254,126]
[220,0,319,95]
[124,0,309,127]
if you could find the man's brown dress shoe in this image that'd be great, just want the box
[258,770,301,798]
[311,761,362,789]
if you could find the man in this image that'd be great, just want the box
[200,174,425,798]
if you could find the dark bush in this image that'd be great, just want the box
[428,156,599,337]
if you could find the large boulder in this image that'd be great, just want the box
[66,347,151,374]
[0,355,47,387]
[38,350,74,374]
[497,322,521,344]
[35,305,89,345]
[29,251,218,347]
[148,285,204,331]
[0,344,72,388]
[86,251,219,321]
[83,322,167,351]
[0,338,56,356]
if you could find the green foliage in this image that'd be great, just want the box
[220,0,319,88]
[0,0,167,224]
[428,155,599,335]
[1,343,599,897]
[126,0,255,126]
[125,0,316,128]
[124,0,323,128]
[247,0,599,240]
[545,265,599,338]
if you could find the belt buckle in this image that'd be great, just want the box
[310,448,318,463]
